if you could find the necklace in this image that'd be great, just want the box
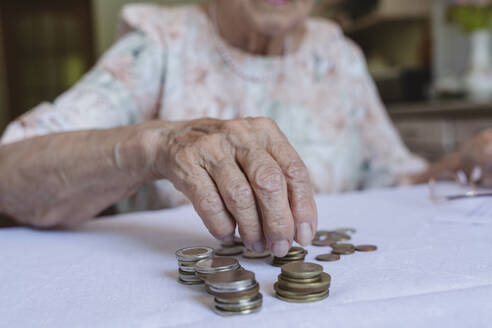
[208,3,292,83]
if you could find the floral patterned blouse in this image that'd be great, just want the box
[0,4,427,211]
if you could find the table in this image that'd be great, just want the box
[1,185,491,328]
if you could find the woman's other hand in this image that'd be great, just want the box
[404,129,492,187]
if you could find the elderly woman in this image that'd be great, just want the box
[0,0,487,257]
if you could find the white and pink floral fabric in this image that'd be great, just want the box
[0,4,427,211]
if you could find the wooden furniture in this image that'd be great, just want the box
[390,102,492,160]
[0,0,94,122]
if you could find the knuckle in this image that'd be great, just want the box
[254,164,284,193]
[265,216,291,235]
[195,192,224,216]
[285,160,310,183]
[224,181,255,210]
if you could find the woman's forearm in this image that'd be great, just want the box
[0,124,157,227]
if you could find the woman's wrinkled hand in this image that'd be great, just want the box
[405,129,492,187]
[138,117,317,257]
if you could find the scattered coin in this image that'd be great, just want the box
[242,250,271,259]
[334,227,357,234]
[331,243,355,255]
[315,253,341,262]
[312,239,337,247]
[216,246,244,256]
[355,245,378,252]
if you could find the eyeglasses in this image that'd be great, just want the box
[428,166,492,202]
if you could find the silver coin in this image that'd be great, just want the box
[206,269,256,291]
[215,294,262,310]
[213,304,262,316]
[175,246,214,262]
[178,278,203,285]
[195,257,240,274]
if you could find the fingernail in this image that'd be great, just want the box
[252,241,265,253]
[297,222,313,246]
[272,240,290,257]
[220,235,234,242]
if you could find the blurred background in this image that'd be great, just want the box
[0,0,491,161]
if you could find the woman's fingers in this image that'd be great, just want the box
[207,160,265,252]
[267,140,317,246]
[180,168,237,242]
[236,148,294,257]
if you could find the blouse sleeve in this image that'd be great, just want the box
[343,40,428,188]
[1,31,166,145]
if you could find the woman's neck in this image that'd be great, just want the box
[203,2,306,56]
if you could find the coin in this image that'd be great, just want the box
[175,246,214,262]
[331,243,355,255]
[315,253,341,262]
[215,293,262,309]
[355,244,377,252]
[206,269,256,290]
[278,274,320,284]
[312,239,337,247]
[242,250,271,259]
[277,272,331,293]
[195,257,239,274]
[282,250,308,260]
[215,246,244,256]
[275,289,329,303]
[287,247,305,256]
[213,303,262,316]
[221,240,236,247]
[281,262,323,279]
[273,282,330,297]
[233,236,244,246]
[178,278,203,285]
[211,283,260,300]
[334,227,357,234]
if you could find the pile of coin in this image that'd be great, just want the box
[215,236,244,256]
[206,269,262,316]
[175,246,214,285]
[272,246,307,266]
[312,228,377,262]
[195,257,241,283]
[274,262,331,303]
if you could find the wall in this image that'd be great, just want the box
[92,0,201,56]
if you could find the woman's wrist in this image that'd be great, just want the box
[116,121,174,183]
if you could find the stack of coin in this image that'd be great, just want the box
[206,269,262,316]
[274,262,331,303]
[195,257,241,283]
[272,246,307,266]
[175,246,214,285]
[216,236,244,256]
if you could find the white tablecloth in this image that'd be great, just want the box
[1,185,491,328]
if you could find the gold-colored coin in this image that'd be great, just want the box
[215,246,244,256]
[331,243,355,255]
[278,274,320,284]
[242,250,271,259]
[312,239,337,247]
[212,284,260,300]
[355,245,377,252]
[287,247,305,256]
[277,272,331,292]
[281,262,323,279]
[281,250,308,259]
[273,282,330,297]
[275,289,330,303]
[315,253,341,262]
